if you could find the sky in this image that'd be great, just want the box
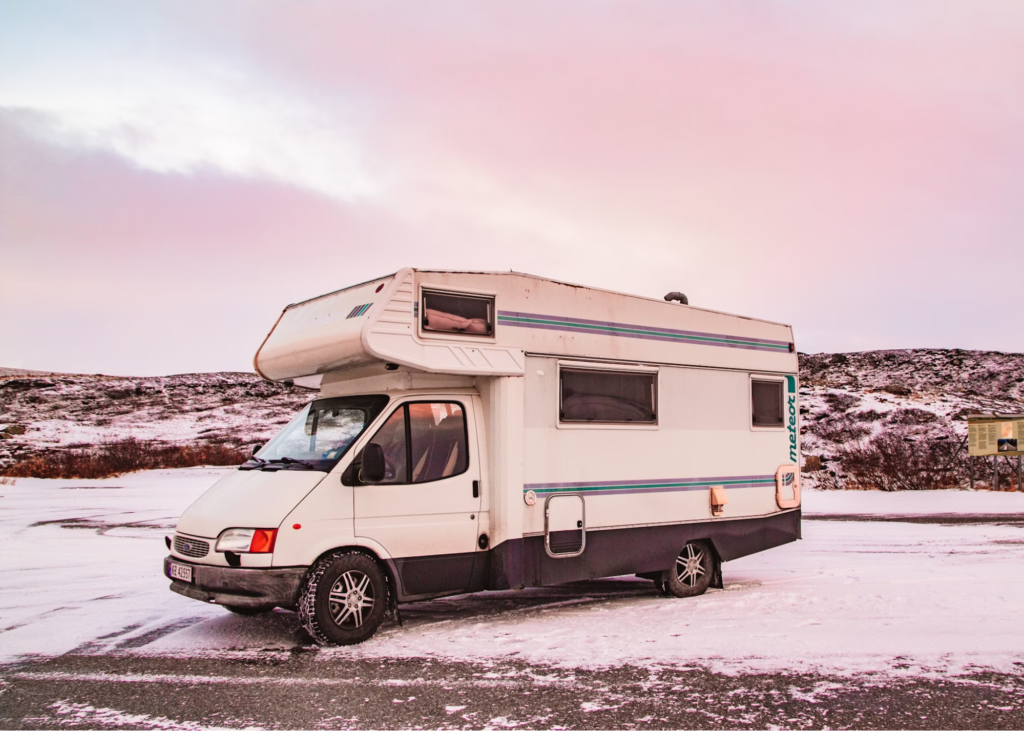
[1,1,1023,376]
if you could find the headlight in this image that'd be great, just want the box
[215,528,277,553]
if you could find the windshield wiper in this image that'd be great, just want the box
[269,457,316,470]
[240,456,267,470]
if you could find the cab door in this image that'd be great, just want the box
[353,398,481,596]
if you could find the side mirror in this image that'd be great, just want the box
[360,443,386,483]
[251,444,263,457]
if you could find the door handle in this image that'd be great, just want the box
[472,480,479,498]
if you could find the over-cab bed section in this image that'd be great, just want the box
[255,268,796,383]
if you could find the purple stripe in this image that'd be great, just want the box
[553,484,755,497]
[525,475,773,489]
[498,310,790,347]
[501,320,782,353]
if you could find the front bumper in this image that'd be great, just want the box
[163,556,306,610]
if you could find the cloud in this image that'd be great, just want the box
[0,110,404,374]
[0,17,379,203]
[2,1,1023,374]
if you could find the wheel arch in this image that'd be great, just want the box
[672,533,724,590]
[307,545,401,607]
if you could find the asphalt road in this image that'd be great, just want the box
[5,512,1024,729]
[3,652,1024,729]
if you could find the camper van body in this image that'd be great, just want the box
[165,269,801,642]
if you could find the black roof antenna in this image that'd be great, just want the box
[664,292,688,305]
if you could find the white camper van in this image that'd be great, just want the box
[165,269,801,645]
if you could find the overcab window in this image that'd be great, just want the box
[560,368,657,424]
[421,290,494,336]
[751,380,784,427]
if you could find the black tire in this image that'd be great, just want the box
[298,552,387,646]
[224,605,268,616]
[664,540,714,598]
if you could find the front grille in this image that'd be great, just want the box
[173,534,210,558]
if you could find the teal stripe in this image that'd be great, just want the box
[497,315,790,351]
[529,478,775,495]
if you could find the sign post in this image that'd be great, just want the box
[968,414,1024,491]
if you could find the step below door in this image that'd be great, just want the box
[545,494,585,558]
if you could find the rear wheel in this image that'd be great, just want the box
[665,540,714,598]
[298,552,387,645]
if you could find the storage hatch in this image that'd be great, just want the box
[545,494,585,558]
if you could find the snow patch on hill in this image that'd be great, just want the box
[799,349,1024,489]
[0,372,312,469]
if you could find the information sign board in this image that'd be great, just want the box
[968,417,1024,457]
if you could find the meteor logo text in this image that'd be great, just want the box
[786,375,798,463]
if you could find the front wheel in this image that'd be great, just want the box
[665,540,714,598]
[298,552,387,645]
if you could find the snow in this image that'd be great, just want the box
[46,701,248,730]
[4,469,1024,678]
[803,487,1024,516]
[0,468,227,661]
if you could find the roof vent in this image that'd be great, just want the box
[664,292,688,305]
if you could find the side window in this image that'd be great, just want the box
[356,402,469,484]
[408,403,468,483]
[751,380,784,427]
[365,408,408,484]
[421,290,494,336]
[560,368,657,424]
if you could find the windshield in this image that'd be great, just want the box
[243,395,390,472]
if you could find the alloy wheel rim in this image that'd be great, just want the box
[675,543,706,587]
[328,570,375,628]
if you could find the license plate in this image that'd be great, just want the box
[169,562,193,582]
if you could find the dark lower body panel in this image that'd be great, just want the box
[388,509,800,600]
[165,511,800,607]
[386,552,487,603]
[491,508,801,591]
[163,556,305,610]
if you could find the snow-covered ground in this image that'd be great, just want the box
[0,469,228,661]
[3,469,1024,678]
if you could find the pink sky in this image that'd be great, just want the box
[2,2,1023,375]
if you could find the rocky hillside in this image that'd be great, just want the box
[2,350,1022,487]
[0,370,312,471]
[799,350,1024,489]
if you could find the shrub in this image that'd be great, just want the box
[839,427,965,491]
[881,383,912,396]
[808,420,872,443]
[850,409,885,422]
[823,392,860,411]
[802,455,822,473]
[0,438,248,479]
[887,408,939,425]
